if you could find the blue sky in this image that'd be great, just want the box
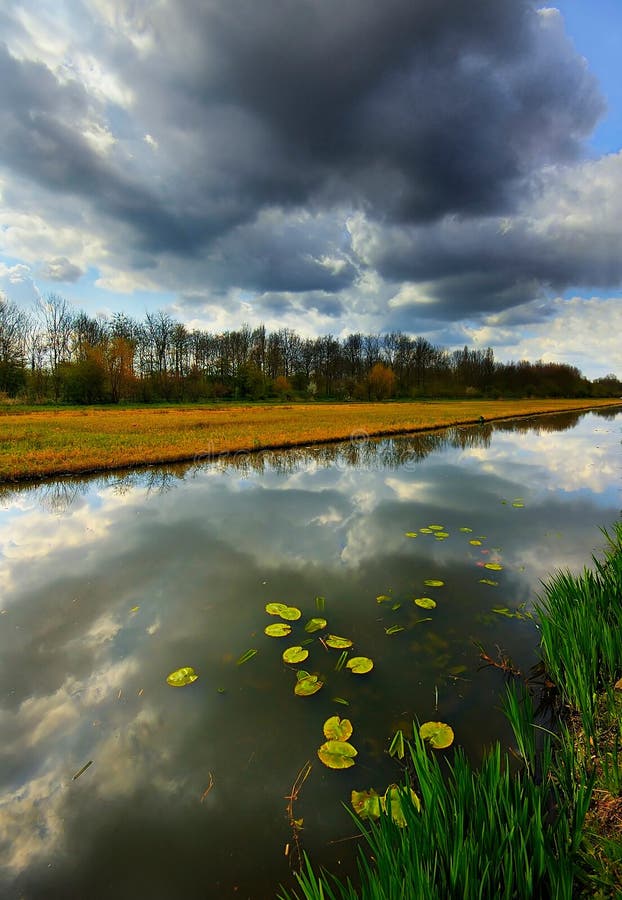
[1,1,621,379]
[555,0,622,155]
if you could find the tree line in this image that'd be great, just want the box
[1,293,620,404]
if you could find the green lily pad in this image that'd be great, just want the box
[484,562,504,571]
[317,740,357,769]
[469,539,482,546]
[419,527,433,534]
[282,646,309,664]
[435,532,449,539]
[479,578,498,587]
[428,525,444,531]
[281,606,302,620]
[423,579,444,587]
[265,623,292,637]
[512,499,525,508]
[166,666,199,687]
[265,602,288,616]
[414,597,436,609]
[419,721,454,749]
[323,716,353,741]
[385,624,405,635]
[405,532,418,538]
[304,617,327,633]
[391,602,402,611]
[332,697,350,706]
[351,788,382,819]
[376,594,392,603]
[325,634,353,649]
[347,656,374,674]
[315,595,326,612]
[459,527,473,533]
[294,672,324,696]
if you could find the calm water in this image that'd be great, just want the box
[1,408,621,899]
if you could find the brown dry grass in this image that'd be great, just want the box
[1,398,619,482]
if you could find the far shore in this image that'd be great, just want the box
[2,398,620,483]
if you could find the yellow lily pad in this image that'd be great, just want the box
[282,646,309,664]
[323,716,353,741]
[317,740,357,769]
[419,721,454,749]
[166,666,198,687]
[414,597,436,609]
[347,656,374,674]
[265,623,292,637]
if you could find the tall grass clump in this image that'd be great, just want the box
[535,523,622,750]
[281,719,593,900]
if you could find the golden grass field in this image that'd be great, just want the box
[1,398,619,481]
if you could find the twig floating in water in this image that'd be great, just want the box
[72,760,93,781]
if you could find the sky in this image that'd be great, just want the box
[0,0,621,379]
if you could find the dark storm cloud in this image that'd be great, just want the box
[0,1,607,301]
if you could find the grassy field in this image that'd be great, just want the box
[1,397,619,481]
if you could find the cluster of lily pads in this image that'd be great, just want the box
[264,600,374,700]
[402,521,530,619]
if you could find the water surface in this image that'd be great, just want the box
[1,408,620,898]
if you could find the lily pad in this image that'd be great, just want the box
[166,666,199,687]
[479,578,499,587]
[512,499,525,508]
[323,716,353,741]
[325,634,353,649]
[414,597,436,609]
[376,594,392,603]
[265,602,288,616]
[423,579,444,587]
[469,539,482,546]
[405,532,418,538]
[347,656,374,674]
[317,740,357,769]
[294,672,324,696]
[419,527,433,534]
[351,788,382,819]
[484,563,504,571]
[282,646,309,664]
[435,532,449,539]
[304,617,327,633]
[428,525,444,531]
[385,624,405,635]
[265,623,292,637]
[419,721,454,749]
[459,527,473,533]
[332,697,350,706]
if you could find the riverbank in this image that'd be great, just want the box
[1,398,619,482]
[281,523,622,899]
